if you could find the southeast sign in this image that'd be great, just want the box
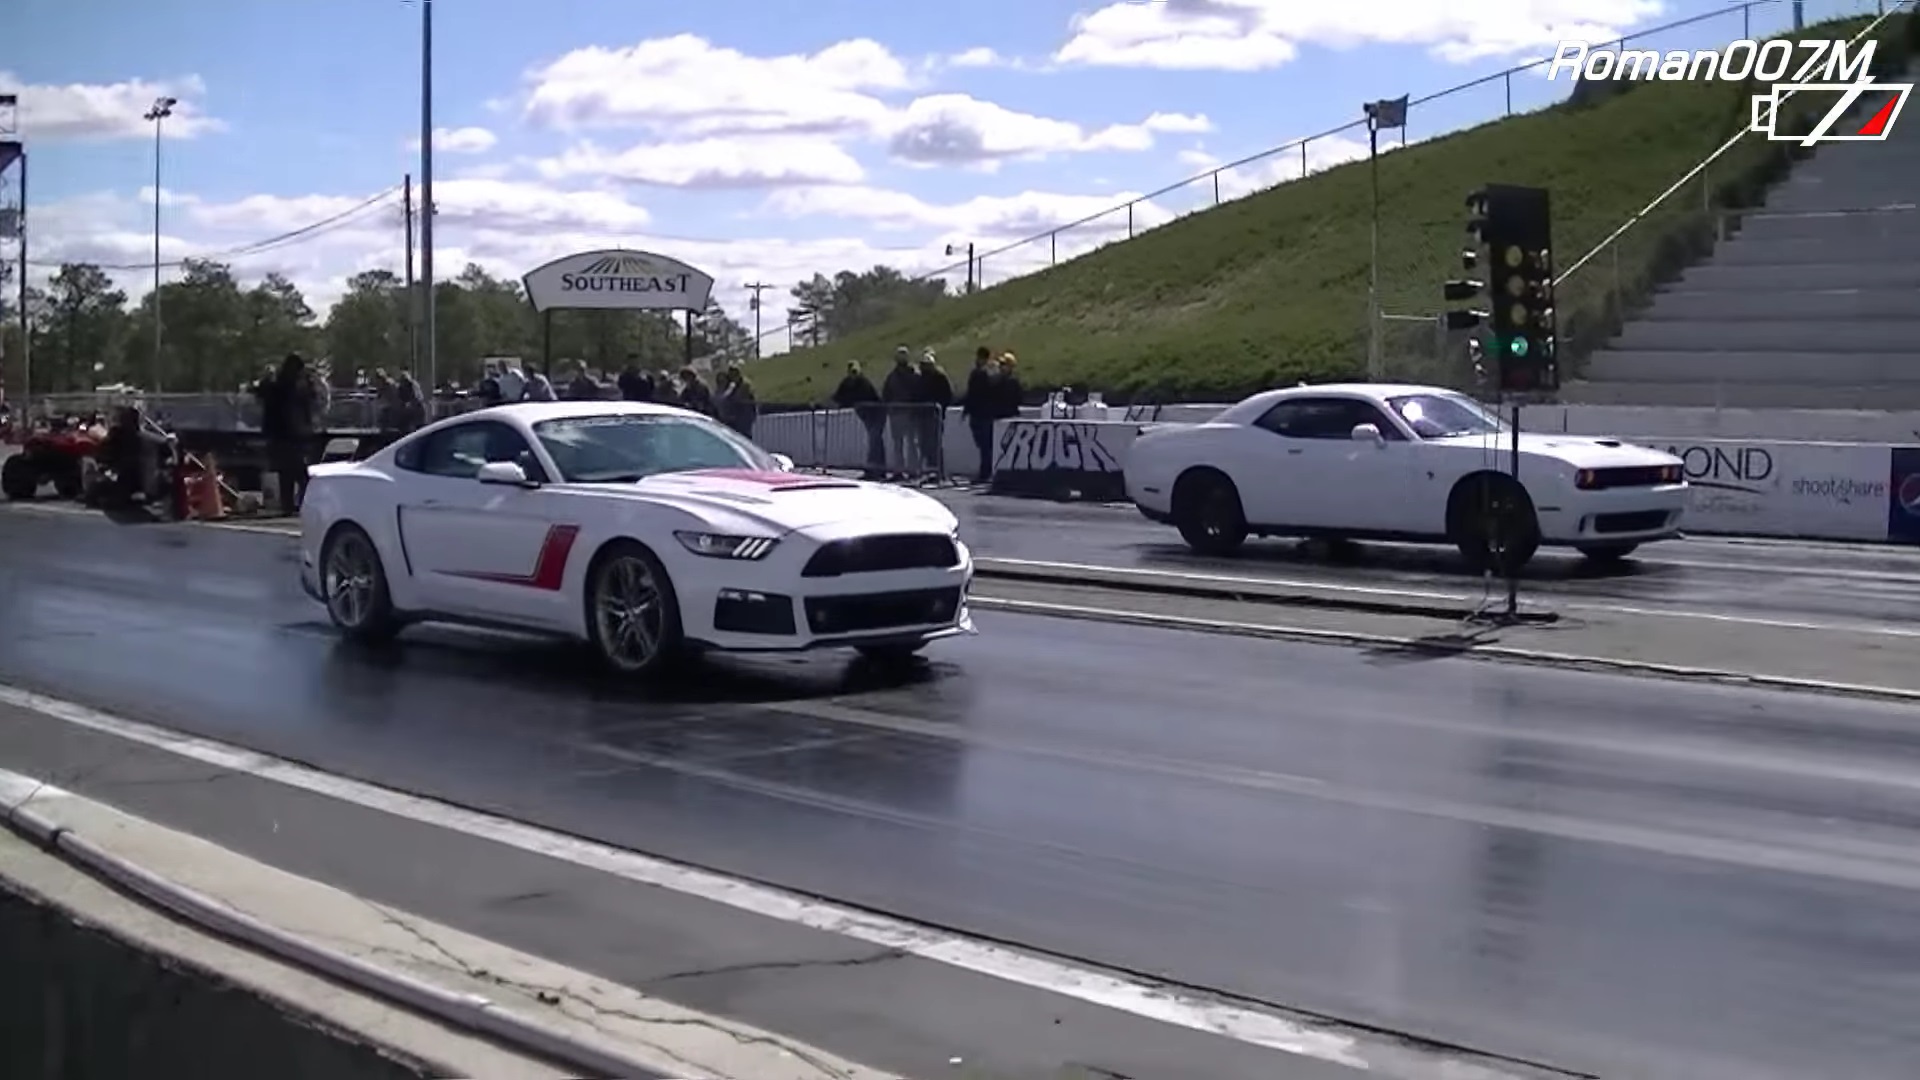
[521,249,716,313]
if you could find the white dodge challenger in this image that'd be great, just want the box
[1126,383,1688,572]
[298,401,974,675]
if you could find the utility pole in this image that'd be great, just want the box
[143,96,176,394]
[743,281,771,360]
[403,173,417,383]
[419,0,436,394]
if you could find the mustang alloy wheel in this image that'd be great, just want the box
[322,525,400,642]
[587,541,684,676]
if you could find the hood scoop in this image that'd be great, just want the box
[1592,439,1623,447]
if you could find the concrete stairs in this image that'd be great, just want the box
[1563,73,1920,410]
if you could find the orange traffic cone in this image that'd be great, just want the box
[188,454,226,520]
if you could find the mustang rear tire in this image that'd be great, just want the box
[1174,471,1248,556]
[320,524,402,643]
[585,540,685,677]
[1448,474,1540,575]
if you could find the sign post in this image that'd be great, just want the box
[520,249,717,377]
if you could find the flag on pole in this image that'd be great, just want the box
[1365,95,1409,131]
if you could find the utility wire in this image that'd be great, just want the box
[30,186,401,272]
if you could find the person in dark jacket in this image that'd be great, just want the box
[677,367,715,416]
[915,350,953,480]
[565,362,602,401]
[831,360,885,479]
[394,372,427,432]
[716,366,758,439]
[881,346,923,480]
[961,345,997,482]
[617,357,654,402]
[255,352,318,514]
[653,369,682,407]
[993,351,1025,426]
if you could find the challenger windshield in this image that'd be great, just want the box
[1385,393,1506,439]
[533,413,775,483]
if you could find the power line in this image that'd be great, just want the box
[29,185,400,272]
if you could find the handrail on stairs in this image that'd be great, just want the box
[1553,0,1916,292]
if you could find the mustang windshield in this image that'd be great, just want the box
[533,413,775,483]
[1385,393,1506,439]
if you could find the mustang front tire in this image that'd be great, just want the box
[585,540,685,677]
[321,524,402,643]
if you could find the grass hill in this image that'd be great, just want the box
[752,13,1911,405]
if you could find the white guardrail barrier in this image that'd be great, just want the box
[753,404,1920,546]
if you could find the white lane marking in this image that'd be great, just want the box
[0,682,1373,1071]
[979,557,1920,639]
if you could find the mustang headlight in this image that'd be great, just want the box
[675,532,779,560]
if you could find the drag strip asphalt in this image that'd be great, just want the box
[943,494,1920,627]
[7,507,1920,1079]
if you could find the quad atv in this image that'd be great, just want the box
[1,422,104,501]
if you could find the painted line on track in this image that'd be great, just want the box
[0,680,1509,1077]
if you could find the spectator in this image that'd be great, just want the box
[394,371,427,431]
[525,370,558,402]
[993,351,1025,432]
[961,345,997,483]
[882,345,922,480]
[617,358,654,402]
[832,360,886,479]
[717,366,758,439]
[678,367,715,416]
[654,369,682,407]
[565,362,602,401]
[255,352,318,514]
[916,349,953,480]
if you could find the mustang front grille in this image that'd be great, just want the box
[801,534,960,577]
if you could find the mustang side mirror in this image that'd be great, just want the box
[476,461,535,487]
[770,453,795,471]
[1350,423,1386,446]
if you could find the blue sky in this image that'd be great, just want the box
[1,0,1880,349]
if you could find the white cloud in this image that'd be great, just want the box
[522,34,909,138]
[0,72,221,140]
[1055,0,1665,71]
[536,136,865,188]
[947,47,1007,68]
[883,94,1213,168]
[764,184,1175,247]
[406,126,499,154]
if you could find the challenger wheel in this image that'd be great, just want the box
[321,524,401,643]
[1174,471,1248,556]
[585,540,685,677]
[1448,474,1540,575]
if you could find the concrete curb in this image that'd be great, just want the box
[973,557,1546,621]
[967,594,1920,705]
[0,787,676,1080]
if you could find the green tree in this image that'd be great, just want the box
[237,272,318,368]
[324,269,408,383]
[120,259,249,391]
[788,266,948,344]
[693,298,751,362]
[38,263,128,393]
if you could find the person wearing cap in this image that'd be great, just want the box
[915,349,953,480]
[833,360,886,478]
[882,345,923,480]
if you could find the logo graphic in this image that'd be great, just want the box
[1751,81,1911,145]
[1899,472,1920,517]
[575,254,663,275]
[1549,37,1909,146]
